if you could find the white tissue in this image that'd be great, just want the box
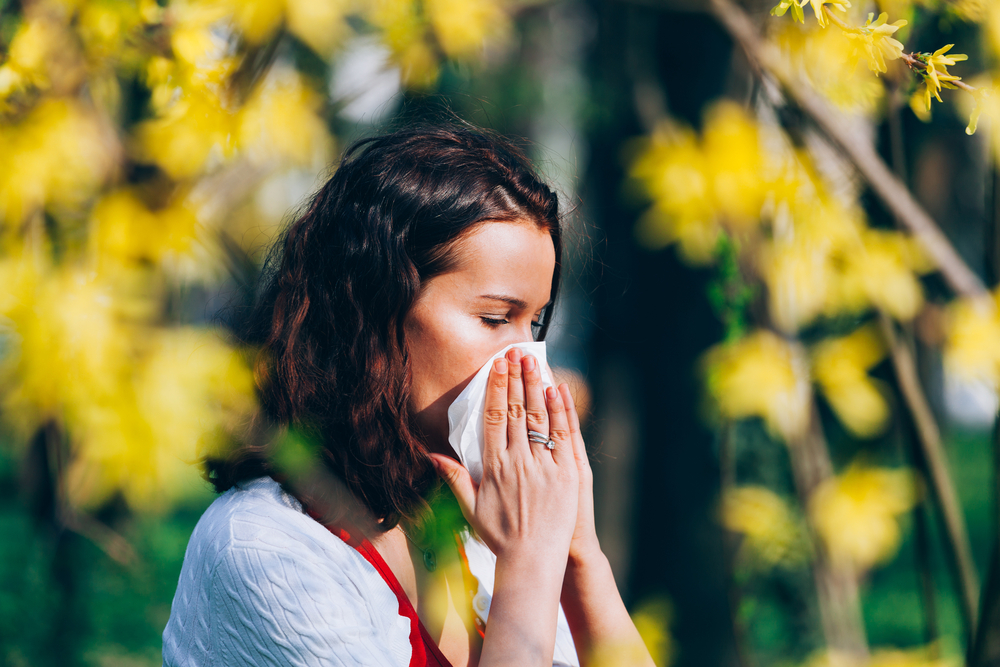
[447,341,554,484]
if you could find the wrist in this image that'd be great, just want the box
[568,537,605,570]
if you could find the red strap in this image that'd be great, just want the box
[311,513,453,667]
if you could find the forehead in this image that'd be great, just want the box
[431,221,556,306]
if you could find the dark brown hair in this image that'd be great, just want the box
[207,123,561,529]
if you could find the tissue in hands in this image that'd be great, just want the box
[447,341,554,484]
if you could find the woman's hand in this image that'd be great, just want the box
[557,383,603,567]
[430,348,579,563]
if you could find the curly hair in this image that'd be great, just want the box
[207,123,562,529]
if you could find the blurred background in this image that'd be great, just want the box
[2,0,1000,665]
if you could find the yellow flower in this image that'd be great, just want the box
[2,15,85,94]
[705,331,811,441]
[0,98,116,224]
[66,328,256,512]
[425,0,509,59]
[702,102,769,230]
[772,21,883,114]
[77,0,143,63]
[763,195,867,331]
[367,0,441,88]
[837,229,928,321]
[763,239,836,333]
[629,102,769,264]
[721,486,808,568]
[845,12,907,75]
[285,0,350,55]
[91,189,201,264]
[799,0,851,28]
[771,0,806,23]
[207,0,349,53]
[945,293,1000,387]
[630,126,719,263]
[810,462,916,572]
[238,70,333,167]
[909,83,933,121]
[0,263,145,435]
[812,325,890,438]
[923,44,967,95]
[134,87,238,178]
[966,86,992,135]
[990,2,1000,60]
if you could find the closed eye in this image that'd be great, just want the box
[479,317,543,330]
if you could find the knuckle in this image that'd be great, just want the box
[484,408,507,425]
[550,427,571,442]
[507,402,525,420]
[526,408,548,425]
[490,374,507,390]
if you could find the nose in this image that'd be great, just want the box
[512,320,535,345]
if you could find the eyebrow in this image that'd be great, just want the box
[477,294,553,311]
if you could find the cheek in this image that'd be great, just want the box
[405,310,499,408]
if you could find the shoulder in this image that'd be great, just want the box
[163,477,412,667]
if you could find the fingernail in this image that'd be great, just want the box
[523,355,536,371]
[546,386,557,401]
[507,348,522,363]
[495,358,507,374]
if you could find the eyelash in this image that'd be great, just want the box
[480,317,542,330]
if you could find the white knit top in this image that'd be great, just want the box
[162,477,580,667]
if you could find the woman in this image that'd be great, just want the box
[162,123,654,667]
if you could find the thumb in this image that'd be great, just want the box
[429,453,477,520]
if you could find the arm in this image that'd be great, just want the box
[432,349,579,667]
[556,384,656,667]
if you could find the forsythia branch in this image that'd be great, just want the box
[707,0,988,300]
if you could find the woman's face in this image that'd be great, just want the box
[404,220,556,454]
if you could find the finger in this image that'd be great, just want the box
[429,453,477,522]
[505,347,529,453]
[544,385,574,465]
[482,357,509,464]
[521,354,550,456]
[560,383,589,469]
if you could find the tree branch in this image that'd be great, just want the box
[879,313,980,639]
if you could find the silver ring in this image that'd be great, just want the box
[527,430,556,450]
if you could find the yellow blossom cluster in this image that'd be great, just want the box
[0,255,256,511]
[768,0,985,135]
[945,290,1000,388]
[368,0,511,88]
[704,331,811,441]
[211,0,350,54]
[0,0,512,519]
[630,102,771,263]
[721,486,809,569]
[631,102,931,334]
[705,324,893,443]
[0,98,117,225]
[810,462,916,572]
[909,45,968,119]
[811,325,889,438]
[772,21,883,114]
